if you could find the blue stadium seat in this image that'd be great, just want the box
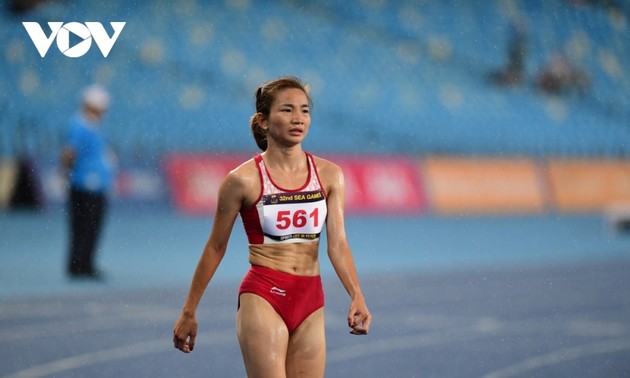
[1,0,628,158]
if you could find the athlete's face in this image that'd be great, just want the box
[262,88,311,148]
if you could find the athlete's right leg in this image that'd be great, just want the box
[237,293,289,378]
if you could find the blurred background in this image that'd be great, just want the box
[1,0,630,377]
[1,0,629,214]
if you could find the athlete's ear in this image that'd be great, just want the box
[256,112,268,130]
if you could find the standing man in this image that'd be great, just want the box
[61,84,115,279]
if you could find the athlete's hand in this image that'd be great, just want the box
[173,313,197,353]
[348,297,372,335]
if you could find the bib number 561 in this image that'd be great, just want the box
[276,209,319,230]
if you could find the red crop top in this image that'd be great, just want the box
[240,153,327,244]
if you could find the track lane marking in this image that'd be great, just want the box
[482,338,630,378]
[1,330,234,378]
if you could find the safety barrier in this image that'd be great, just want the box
[9,155,630,215]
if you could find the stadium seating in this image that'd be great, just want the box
[1,0,628,159]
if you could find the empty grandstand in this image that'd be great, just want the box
[1,0,628,161]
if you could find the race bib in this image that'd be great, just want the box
[261,190,327,242]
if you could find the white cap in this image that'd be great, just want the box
[82,84,110,111]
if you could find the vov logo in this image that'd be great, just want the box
[22,22,126,58]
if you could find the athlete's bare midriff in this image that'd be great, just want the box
[248,242,320,276]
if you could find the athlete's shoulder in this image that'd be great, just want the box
[309,154,341,173]
[230,156,259,175]
[309,154,344,190]
[224,156,260,195]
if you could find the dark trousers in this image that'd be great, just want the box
[67,188,107,276]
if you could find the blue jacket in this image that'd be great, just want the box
[65,114,114,193]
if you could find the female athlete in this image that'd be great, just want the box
[173,75,372,377]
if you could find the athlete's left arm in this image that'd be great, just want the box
[322,159,372,335]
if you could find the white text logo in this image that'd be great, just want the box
[22,22,126,58]
[270,287,287,297]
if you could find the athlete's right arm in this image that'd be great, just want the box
[173,169,248,353]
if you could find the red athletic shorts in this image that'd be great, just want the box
[239,265,324,333]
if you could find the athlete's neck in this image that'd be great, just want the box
[262,147,306,173]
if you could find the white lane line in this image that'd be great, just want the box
[0,310,176,343]
[326,315,534,364]
[1,329,234,378]
[482,338,630,378]
[327,331,478,363]
[0,306,235,342]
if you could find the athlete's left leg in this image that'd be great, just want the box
[285,308,326,378]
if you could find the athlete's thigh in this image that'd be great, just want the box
[237,293,289,378]
[286,308,326,378]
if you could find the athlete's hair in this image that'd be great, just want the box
[250,75,312,151]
